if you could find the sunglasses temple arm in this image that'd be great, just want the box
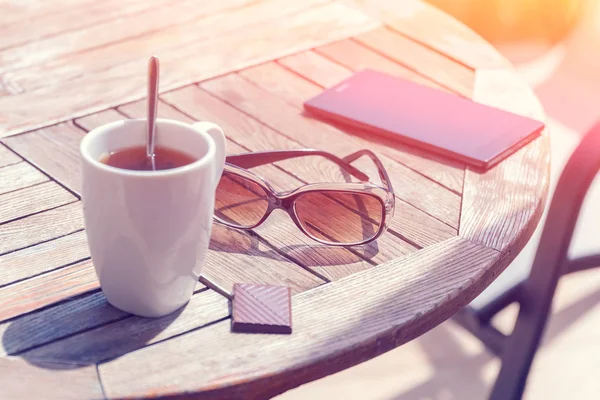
[226,150,369,181]
[343,150,395,196]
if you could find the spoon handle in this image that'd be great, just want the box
[146,56,160,159]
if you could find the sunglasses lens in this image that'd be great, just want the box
[294,191,384,244]
[215,171,269,228]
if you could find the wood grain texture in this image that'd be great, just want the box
[99,238,500,399]
[0,0,167,53]
[73,104,325,294]
[0,161,48,195]
[3,0,324,93]
[0,181,76,225]
[0,1,378,136]
[273,50,465,193]
[0,260,98,323]
[355,27,474,96]
[347,0,510,69]
[0,202,83,255]
[460,68,550,252]
[0,143,20,167]
[0,0,253,74]
[0,0,99,28]
[74,108,124,131]
[278,50,354,88]
[316,38,451,92]
[0,356,103,400]
[2,122,85,194]
[0,230,89,288]
[162,87,358,187]
[121,95,384,280]
[202,71,461,228]
[23,290,229,364]
[118,99,195,124]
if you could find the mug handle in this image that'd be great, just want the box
[192,121,226,188]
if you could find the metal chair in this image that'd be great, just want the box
[452,120,600,399]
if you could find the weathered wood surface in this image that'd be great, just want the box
[0,182,76,225]
[0,230,89,288]
[3,122,86,194]
[0,0,379,136]
[0,202,83,255]
[0,1,550,399]
[0,144,21,167]
[0,162,48,196]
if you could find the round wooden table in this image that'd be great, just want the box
[0,1,549,399]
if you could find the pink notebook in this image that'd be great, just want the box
[303,69,545,170]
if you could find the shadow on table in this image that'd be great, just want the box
[209,222,380,267]
[2,292,185,370]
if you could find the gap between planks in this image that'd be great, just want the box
[0,0,380,136]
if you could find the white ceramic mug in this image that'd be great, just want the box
[80,118,226,318]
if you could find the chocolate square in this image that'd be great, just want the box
[231,283,292,334]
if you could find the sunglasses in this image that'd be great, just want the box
[214,149,395,246]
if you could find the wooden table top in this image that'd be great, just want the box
[0,0,550,399]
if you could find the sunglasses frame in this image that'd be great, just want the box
[215,149,396,247]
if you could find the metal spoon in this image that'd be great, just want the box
[146,56,160,170]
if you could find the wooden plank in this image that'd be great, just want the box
[0,0,168,52]
[202,72,461,228]
[269,52,465,193]
[163,86,456,249]
[3,122,85,194]
[0,181,75,224]
[0,356,104,400]
[122,95,385,280]
[0,202,83,255]
[0,1,378,137]
[0,0,254,74]
[0,143,21,167]
[23,290,229,364]
[0,260,98,323]
[349,0,509,69]
[0,230,89,288]
[161,88,357,186]
[74,108,124,131]
[460,68,550,252]
[0,291,126,356]
[0,161,48,195]
[355,27,474,96]
[119,100,195,124]
[278,50,353,88]
[99,237,500,399]
[315,38,451,93]
[4,0,326,92]
[0,0,100,30]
